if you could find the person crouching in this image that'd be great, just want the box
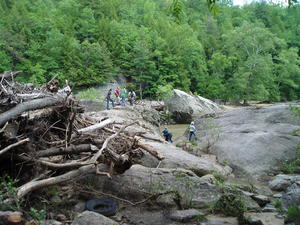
[162,128,173,143]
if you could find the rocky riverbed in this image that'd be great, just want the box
[66,96,299,225]
[2,88,298,225]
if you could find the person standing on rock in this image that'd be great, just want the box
[128,90,136,106]
[114,87,120,105]
[162,128,173,143]
[121,87,127,106]
[106,88,115,110]
[188,121,196,141]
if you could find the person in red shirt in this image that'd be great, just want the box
[114,87,120,105]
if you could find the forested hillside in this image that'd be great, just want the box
[0,0,299,102]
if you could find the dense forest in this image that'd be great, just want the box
[0,0,299,102]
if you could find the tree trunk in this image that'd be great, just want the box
[0,94,69,127]
[17,164,95,198]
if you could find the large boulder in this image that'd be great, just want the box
[165,89,221,123]
[198,104,300,178]
[83,165,222,209]
[281,183,300,211]
[269,174,300,191]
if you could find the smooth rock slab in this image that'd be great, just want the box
[169,209,203,222]
[71,211,119,225]
[84,165,222,209]
[199,104,300,178]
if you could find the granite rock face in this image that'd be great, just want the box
[165,89,221,123]
[198,103,300,178]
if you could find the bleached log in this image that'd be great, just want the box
[133,137,165,160]
[16,93,52,100]
[77,119,114,134]
[36,144,98,157]
[0,138,29,156]
[17,164,95,198]
[0,94,69,127]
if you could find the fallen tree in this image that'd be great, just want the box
[0,71,165,200]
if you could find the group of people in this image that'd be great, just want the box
[162,121,196,143]
[106,87,136,110]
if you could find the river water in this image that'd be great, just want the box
[160,124,189,141]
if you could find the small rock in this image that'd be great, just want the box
[0,211,23,225]
[71,211,119,225]
[246,217,264,225]
[262,204,276,212]
[61,186,69,191]
[56,214,67,221]
[242,191,255,197]
[252,195,270,207]
[74,201,86,213]
[199,174,216,184]
[169,209,204,222]
[273,193,282,198]
[282,185,300,211]
[269,175,293,191]
[50,195,61,204]
[42,220,62,225]
[224,166,233,175]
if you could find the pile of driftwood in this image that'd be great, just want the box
[0,71,164,200]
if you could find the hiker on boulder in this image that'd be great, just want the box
[162,128,173,143]
[188,121,196,141]
[128,90,136,106]
[121,87,127,106]
[106,88,115,110]
[114,87,120,105]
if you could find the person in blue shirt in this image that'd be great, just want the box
[162,128,173,143]
[188,121,196,141]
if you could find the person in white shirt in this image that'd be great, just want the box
[188,121,196,141]
[128,90,136,106]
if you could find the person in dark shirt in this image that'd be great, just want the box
[162,128,173,143]
[106,88,115,110]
